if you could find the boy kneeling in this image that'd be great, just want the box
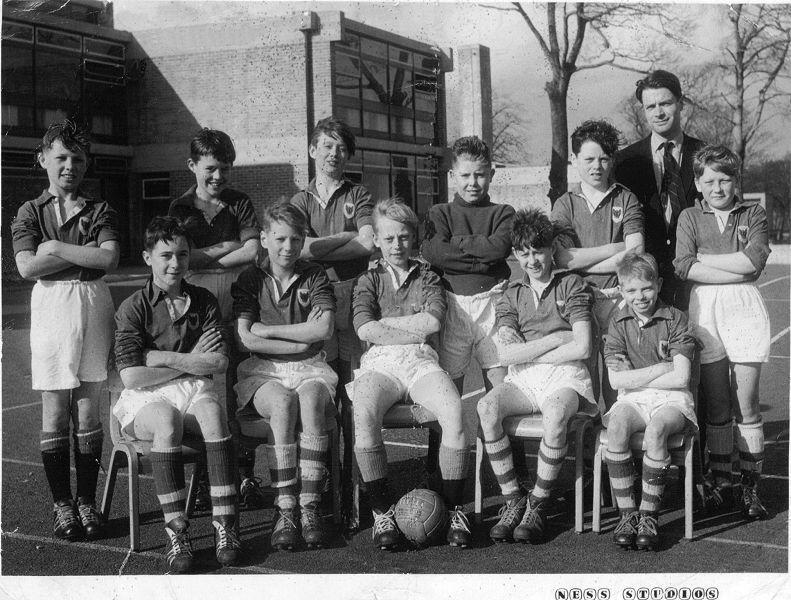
[114,216,241,573]
[603,251,697,550]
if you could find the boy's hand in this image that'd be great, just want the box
[605,354,632,372]
[191,327,224,353]
[498,326,524,345]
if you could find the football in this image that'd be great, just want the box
[394,488,448,547]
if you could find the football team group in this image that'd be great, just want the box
[11,69,772,573]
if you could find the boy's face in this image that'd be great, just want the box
[513,245,553,283]
[261,220,305,272]
[309,132,348,180]
[450,155,494,204]
[374,216,414,271]
[695,166,737,211]
[641,87,683,138]
[188,154,232,200]
[143,236,190,291]
[572,140,613,191]
[619,275,661,318]
[38,139,88,194]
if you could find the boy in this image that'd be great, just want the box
[673,145,771,519]
[552,120,644,408]
[113,216,242,573]
[168,128,264,508]
[603,251,697,550]
[421,136,515,396]
[12,120,119,542]
[477,209,597,544]
[350,198,471,550]
[232,203,337,551]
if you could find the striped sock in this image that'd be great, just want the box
[205,436,237,520]
[354,444,388,483]
[74,425,103,503]
[439,445,469,507]
[706,422,734,482]
[299,433,329,508]
[639,455,670,516]
[484,435,521,501]
[266,443,298,510]
[150,447,187,524]
[736,420,764,479]
[605,449,637,513]
[529,440,567,506]
[40,429,72,503]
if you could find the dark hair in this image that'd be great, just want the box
[144,216,192,251]
[261,202,308,236]
[309,116,356,157]
[37,119,91,157]
[451,135,492,167]
[510,208,558,250]
[692,145,741,181]
[635,70,683,103]
[190,128,236,164]
[571,120,621,156]
[616,251,660,285]
[373,197,419,236]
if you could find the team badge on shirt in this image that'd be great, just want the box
[737,225,749,244]
[611,205,623,223]
[79,215,91,236]
[659,339,670,360]
[186,312,201,331]
[297,288,310,308]
[343,201,356,220]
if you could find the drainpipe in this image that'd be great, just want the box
[300,11,319,181]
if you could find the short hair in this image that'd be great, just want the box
[309,116,356,157]
[372,197,419,235]
[451,136,491,167]
[616,251,660,284]
[570,120,621,157]
[144,216,192,251]
[37,119,91,157]
[692,145,741,181]
[190,128,236,164]
[510,208,558,250]
[635,69,683,103]
[261,202,308,236]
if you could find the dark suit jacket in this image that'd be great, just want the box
[613,134,706,308]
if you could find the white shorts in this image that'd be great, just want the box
[603,387,698,431]
[439,286,504,379]
[504,361,599,417]
[187,266,245,323]
[234,353,338,408]
[689,283,770,364]
[30,279,114,391]
[113,375,219,437]
[324,278,361,363]
[348,344,445,400]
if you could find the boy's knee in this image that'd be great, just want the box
[476,394,499,428]
[151,405,183,442]
[267,391,299,426]
[191,399,228,439]
[606,417,632,447]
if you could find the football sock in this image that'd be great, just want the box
[299,433,329,508]
[150,447,187,524]
[484,435,521,501]
[266,443,298,510]
[365,478,391,514]
[74,425,103,504]
[639,454,670,516]
[605,449,637,513]
[706,421,733,483]
[439,444,469,507]
[354,444,388,483]
[736,420,764,483]
[529,440,567,506]
[40,429,72,503]
[205,435,237,520]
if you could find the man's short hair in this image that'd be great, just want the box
[635,69,683,103]
[616,251,660,284]
[144,216,192,251]
[451,136,492,167]
[571,120,622,157]
[373,197,419,236]
[190,128,236,164]
[692,145,741,181]
[37,119,91,157]
[309,116,356,157]
[261,202,308,236]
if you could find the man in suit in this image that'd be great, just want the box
[614,70,706,310]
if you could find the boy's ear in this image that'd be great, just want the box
[187,158,196,173]
[142,250,152,266]
[37,151,46,168]
[308,144,318,160]
[694,178,702,192]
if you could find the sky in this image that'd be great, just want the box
[112,1,791,164]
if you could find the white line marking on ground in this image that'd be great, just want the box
[759,275,791,288]
[461,388,485,400]
[3,457,154,479]
[770,355,789,359]
[2,400,43,412]
[700,536,787,551]
[764,298,790,302]
[770,327,790,344]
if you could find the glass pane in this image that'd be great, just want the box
[392,168,415,208]
[389,64,413,109]
[415,54,440,73]
[37,28,81,52]
[91,114,113,136]
[361,60,388,104]
[390,115,413,139]
[2,22,33,43]
[363,151,389,166]
[415,91,436,113]
[416,119,436,141]
[334,53,360,99]
[84,37,125,61]
[417,175,434,195]
[340,30,360,51]
[360,37,387,60]
[363,169,390,203]
[84,79,127,141]
[2,42,35,96]
[391,154,414,170]
[143,179,170,199]
[336,105,361,130]
[389,46,411,65]
[35,48,82,128]
[362,110,388,133]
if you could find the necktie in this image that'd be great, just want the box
[661,141,683,228]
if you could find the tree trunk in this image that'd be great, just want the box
[730,5,746,177]
[547,80,569,204]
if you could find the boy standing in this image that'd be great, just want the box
[12,120,119,542]
[603,252,697,550]
[232,203,337,551]
[113,216,242,573]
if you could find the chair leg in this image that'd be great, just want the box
[592,441,603,533]
[100,448,123,521]
[331,427,342,525]
[350,456,360,532]
[185,464,199,519]
[684,440,694,540]
[474,436,484,524]
[574,423,588,534]
[125,448,140,552]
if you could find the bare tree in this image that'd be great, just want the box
[491,95,531,165]
[617,95,650,145]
